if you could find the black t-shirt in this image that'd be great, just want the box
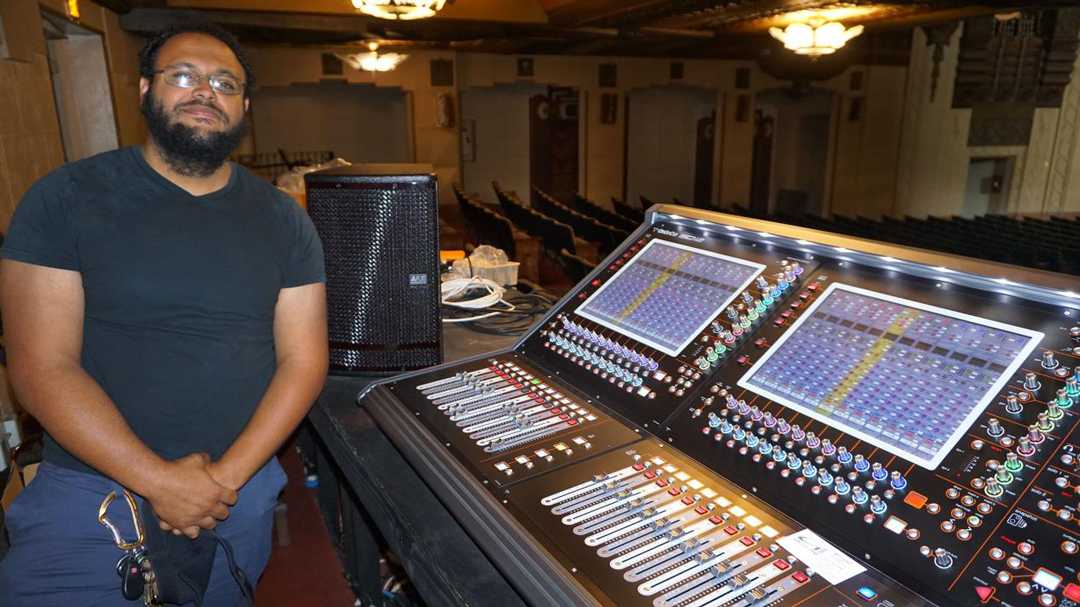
[1,147,325,474]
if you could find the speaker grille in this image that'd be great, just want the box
[307,173,441,373]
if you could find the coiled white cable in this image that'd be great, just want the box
[440,277,516,322]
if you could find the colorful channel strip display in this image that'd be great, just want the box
[576,240,765,357]
[541,453,819,607]
[739,283,1044,470]
[413,360,598,457]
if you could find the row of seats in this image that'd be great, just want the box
[572,195,637,232]
[532,188,629,256]
[452,185,517,259]
[492,183,578,257]
[720,204,1080,276]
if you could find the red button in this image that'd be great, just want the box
[644,470,656,479]
[724,526,738,535]
[709,515,724,525]
[756,548,773,558]
[567,419,579,425]
[681,496,694,505]
[740,536,755,546]
[774,319,786,327]
[792,571,809,583]
[975,586,994,603]
[656,479,668,487]
[807,283,819,291]
[633,463,645,471]
[773,559,790,570]
[695,506,709,515]
[1064,584,1080,603]
[559,414,570,420]
[668,487,682,496]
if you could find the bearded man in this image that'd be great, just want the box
[0,23,328,606]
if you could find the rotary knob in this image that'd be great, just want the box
[852,486,868,504]
[776,419,791,434]
[1027,424,1045,444]
[1005,394,1023,414]
[871,462,888,482]
[985,476,1003,498]
[836,446,853,464]
[1055,388,1072,408]
[791,425,806,441]
[1036,411,1055,432]
[820,439,836,456]
[1042,350,1059,370]
[870,494,887,515]
[1024,372,1041,392]
[986,418,1005,438]
[806,432,821,449]
[1017,436,1036,457]
[933,548,954,570]
[1071,326,1080,342]
[1047,401,1064,421]
[1004,451,1023,473]
[854,454,870,473]
[890,470,908,491]
[1066,376,1079,398]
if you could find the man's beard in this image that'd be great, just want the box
[141,90,248,178]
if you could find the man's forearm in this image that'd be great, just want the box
[9,361,168,496]
[211,357,328,489]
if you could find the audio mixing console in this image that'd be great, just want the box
[360,205,1080,607]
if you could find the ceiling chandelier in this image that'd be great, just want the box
[768,15,864,57]
[350,0,446,20]
[338,43,409,72]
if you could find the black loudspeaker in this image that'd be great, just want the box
[305,164,442,374]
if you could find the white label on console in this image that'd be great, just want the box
[777,529,866,585]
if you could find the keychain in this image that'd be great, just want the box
[98,489,161,605]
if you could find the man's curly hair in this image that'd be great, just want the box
[138,22,255,97]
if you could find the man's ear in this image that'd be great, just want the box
[139,77,150,102]
[244,97,250,113]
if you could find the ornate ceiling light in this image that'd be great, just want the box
[350,0,446,20]
[769,15,864,57]
[338,42,409,72]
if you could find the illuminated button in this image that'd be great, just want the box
[951,508,966,520]
[1034,568,1062,592]
[957,528,972,542]
[989,547,1006,560]
[967,515,982,528]
[905,528,920,541]
[940,520,956,533]
[856,587,878,601]
[997,571,1013,584]
[1062,540,1078,555]
[1037,594,1055,607]
[904,491,928,509]
[792,571,809,583]
[1018,542,1035,556]
[883,516,907,534]
[1064,583,1080,603]
[946,487,961,500]
[1007,556,1023,570]
[926,503,941,515]
[1017,581,1033,595]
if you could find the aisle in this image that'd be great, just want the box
[256,440,358,607]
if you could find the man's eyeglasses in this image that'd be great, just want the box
[152,68,245,96]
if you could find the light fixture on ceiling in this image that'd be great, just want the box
[768,15,864,57]
[338,42,409,72]
[350,0,446,20]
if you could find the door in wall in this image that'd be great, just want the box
[529,87,579,205]
[42,12,119,161]
[693,111,716,207]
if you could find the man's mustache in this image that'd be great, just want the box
[175,100,228,124]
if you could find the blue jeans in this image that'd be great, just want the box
[0,458,287,606]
